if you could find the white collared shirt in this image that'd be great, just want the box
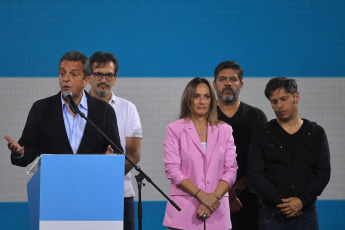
[108,92,142,198]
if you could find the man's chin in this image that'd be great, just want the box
[95,89,110,98]
[220,96,236,104]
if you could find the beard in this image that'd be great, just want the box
[215,86,240,104]
[94,83,111,97]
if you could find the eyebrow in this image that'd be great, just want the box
[218,75,238,79]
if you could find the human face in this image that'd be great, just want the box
[59,60,89,102]
[213,68,243,104]
[269,87,299,123]
[89,61,117,98]
[190,83,211,118]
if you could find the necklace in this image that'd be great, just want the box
[198,133,202,136]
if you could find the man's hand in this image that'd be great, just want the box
[228,186,237,202]
[105,145,114,154]
[277,197,303,218]
[228,187,242,213]
[4,136,24,156]
[230,197,243,213]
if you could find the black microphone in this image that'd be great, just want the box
[63,91,79,114]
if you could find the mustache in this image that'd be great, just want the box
[222,86,234,94]
[97,83,109,88]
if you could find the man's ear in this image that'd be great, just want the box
[83,75,90,87]
[294,91,300,104]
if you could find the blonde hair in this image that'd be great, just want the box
[179,77,218,127]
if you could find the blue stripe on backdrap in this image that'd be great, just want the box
[0,200,344,230]
[0,1,345,77]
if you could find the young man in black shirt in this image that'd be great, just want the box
[213,61,267,230]
[248,77,331,230]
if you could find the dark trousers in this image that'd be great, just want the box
[124,197,135,230]
[230,188,260,230]
[258,204,319,230]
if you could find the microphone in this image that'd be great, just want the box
[63,91,79,114]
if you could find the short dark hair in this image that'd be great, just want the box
[58,51,89,78]
[89,51,119,76]
[264,77,298,100]
[214,60,243,82]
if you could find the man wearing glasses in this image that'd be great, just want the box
[89,51,142,230]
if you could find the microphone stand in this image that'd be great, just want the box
[73,107,181,230]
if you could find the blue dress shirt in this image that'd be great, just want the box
[61,92,88,154]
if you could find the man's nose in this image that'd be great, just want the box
[100,75,107,82]
[277,100,283,108]
[62,74,71,81]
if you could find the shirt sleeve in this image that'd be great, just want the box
[297,127,331,208]
[124,102,142,138]
[12,102,41,167]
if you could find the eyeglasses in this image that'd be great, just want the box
[91,72,116,81]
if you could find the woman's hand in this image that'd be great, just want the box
[196,204,212,219]
[196,191,221,212]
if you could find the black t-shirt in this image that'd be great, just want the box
[217,102,267,179]
[274,120,307,161]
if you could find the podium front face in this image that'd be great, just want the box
[27,154,125,230]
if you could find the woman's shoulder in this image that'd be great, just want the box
[168,118,190,127]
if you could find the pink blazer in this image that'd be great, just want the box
[163,118,238,230]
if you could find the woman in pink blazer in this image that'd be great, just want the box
[163,77,238,230]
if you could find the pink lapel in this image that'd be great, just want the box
[184,119,205,155]
[206,123,219,164]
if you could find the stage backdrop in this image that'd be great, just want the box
[1,1,344,229]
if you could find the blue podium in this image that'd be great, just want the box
[27,154,125,230]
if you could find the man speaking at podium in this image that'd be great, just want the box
[4,51,123,166]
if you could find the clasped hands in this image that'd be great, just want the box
[277,197,303,218]
[195,191,221,219]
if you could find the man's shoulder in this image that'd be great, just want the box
[241,101,265,114]
[302,118,325,134]
[256,119,276,132]
[113,95,137,109]
[32,92,60,107]
[87,92,111,107]
[111,94,141,124]
[86,92,115,115]
[240,101,267,122]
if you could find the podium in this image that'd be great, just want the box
[27,154,125,230]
